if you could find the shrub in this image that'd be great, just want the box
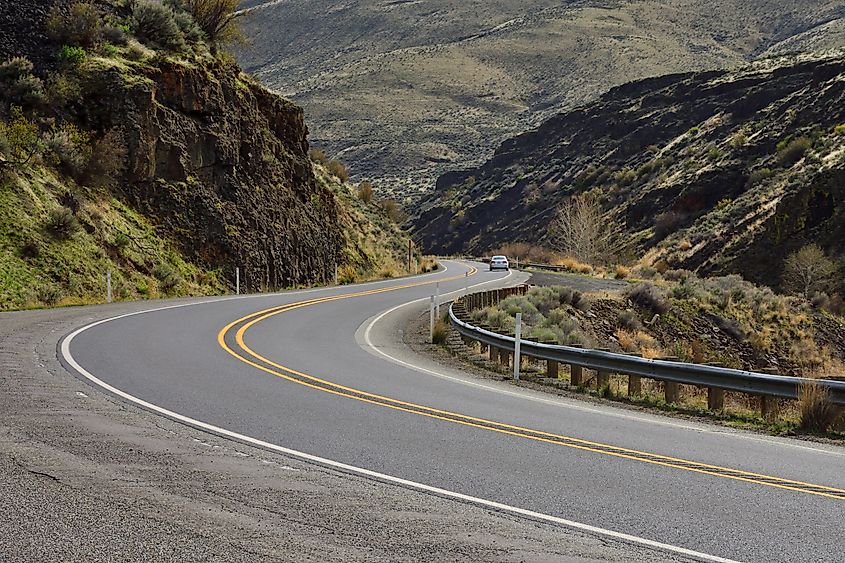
[0,57,44,107]
[153,263,182,293]
[46,2,103,48]
[614,265,630,279]
[86,129,127,186]
[626,283,669,314]
[57,45,87,66]
[618,310,642,331]
[38,284,63,305]
[44,122,92,177]
[102,24,129,46]
[729,132,748,149]
[782,244,836,297]
[381,198,407,223]
[46,207,81,240]
[309,148,327,164]
[131,0,186,51]
[746,167,773,187]
[0,106,41,164]
[776,137,811,168]
[337,264,359,284]
[798,380,839,433]
[810,291,830,311]
[713,315,745,341]
[20,238,41,259]
[172,8,206,43]
[179,0,242,46]
[327,159,349,182]
[432,319,449,344]
[357,181,374,203]
[834,124,845,136]
[653,210,685,239]
[113,232,130,250]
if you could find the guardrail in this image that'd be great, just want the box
[449,286,845,415]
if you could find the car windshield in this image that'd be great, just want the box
[492,256,506,261]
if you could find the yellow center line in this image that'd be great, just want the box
[216,267,845,502]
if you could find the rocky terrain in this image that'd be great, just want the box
[412,50,845,290]
[0,0,407,309]
[236,0,845,198]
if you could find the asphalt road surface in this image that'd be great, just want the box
[61,261,845,562]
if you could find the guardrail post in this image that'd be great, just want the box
[236,267,240,295]
[513,313,522,380]
[464,271,469,296]
[665,382,680,404]
[106,271,113,303]
[597,369,611,390]
[760,395,779,422]
[707,387,724,410]
[489,345,499,363]
[570,364,583,386]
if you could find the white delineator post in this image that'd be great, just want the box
[513,312,522,380]
[236,267,240,295]
[429,295,436,342]
[464,271,469,297]
[106,271,113,303]
[334,263,338,285]
[435,282,440,318]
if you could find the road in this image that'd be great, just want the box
[60,261,845,562]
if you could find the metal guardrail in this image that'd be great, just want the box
[449,287,845,406]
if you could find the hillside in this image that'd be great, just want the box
[411,50,845,291]
[236,0,845,198]
[0,0,407,309]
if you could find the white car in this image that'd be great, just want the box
[489,255,510,271]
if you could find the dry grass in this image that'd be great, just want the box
[614,264,631,279]
[432,319,450,344]
[557,256,594,274]
[798,380,840,432]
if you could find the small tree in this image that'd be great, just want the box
[552,193,617,265]
[181,0,242,47]
[782,244,836,297]
[0,106,42,166]
[357,181,374,203]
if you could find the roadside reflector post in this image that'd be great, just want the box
[464,271,469,297]
[106,271,113,303]
[435,282,440,318]
[513,313,522,380]
[429,295,435,343]
[235,267,240,295]
[334,263,338,286]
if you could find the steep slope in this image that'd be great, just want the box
[0,1,407,309]
[236,0,845,197]
[411,50,845,289]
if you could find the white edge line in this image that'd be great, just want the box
[361,265,845,457]
[57,262,739,563]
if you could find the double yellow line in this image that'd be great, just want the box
[217,268,845,502]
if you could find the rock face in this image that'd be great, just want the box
[412,51,845,287]
[85,59,341,291]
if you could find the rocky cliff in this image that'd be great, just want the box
[412,50,845,288]
[0,1,405,308]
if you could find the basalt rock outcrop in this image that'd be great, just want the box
[412,50,845,288]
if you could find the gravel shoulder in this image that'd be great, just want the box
[1,296,676,562]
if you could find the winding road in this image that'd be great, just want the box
[60,260,845,562]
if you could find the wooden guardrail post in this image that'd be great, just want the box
[760,396,779,421]
[665,382,680,403]
[625,353,642,396]
[541,339,559,378]
[707,388,724,410]
[597,370,611,390]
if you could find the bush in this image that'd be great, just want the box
[179,0,241,46]
[309,148,327,164]
[626,283,669,314]
[713,315,745,341]
[614,265,630,279]
[46,207,81,240]
[44,123,91,177]
[0,106,41,164]
[381,198,407,223]
[729,132,748,149]
[798,380,839,433]
[357,181,374,203]
[432,319,449,344]
[153,263,182,293]
[776,137,811,168]
[746,167,773,187]
[57,45,87,67]
[0,58,44,108]
[653,211,686,239]
[618,310,642,331]
[46,2,103,49]
[86,129,127,186]
[327,159,349,182]
[132,0,186,51]
[172,8,206,43]
[20,238,41,259]
[38,284,63,305]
